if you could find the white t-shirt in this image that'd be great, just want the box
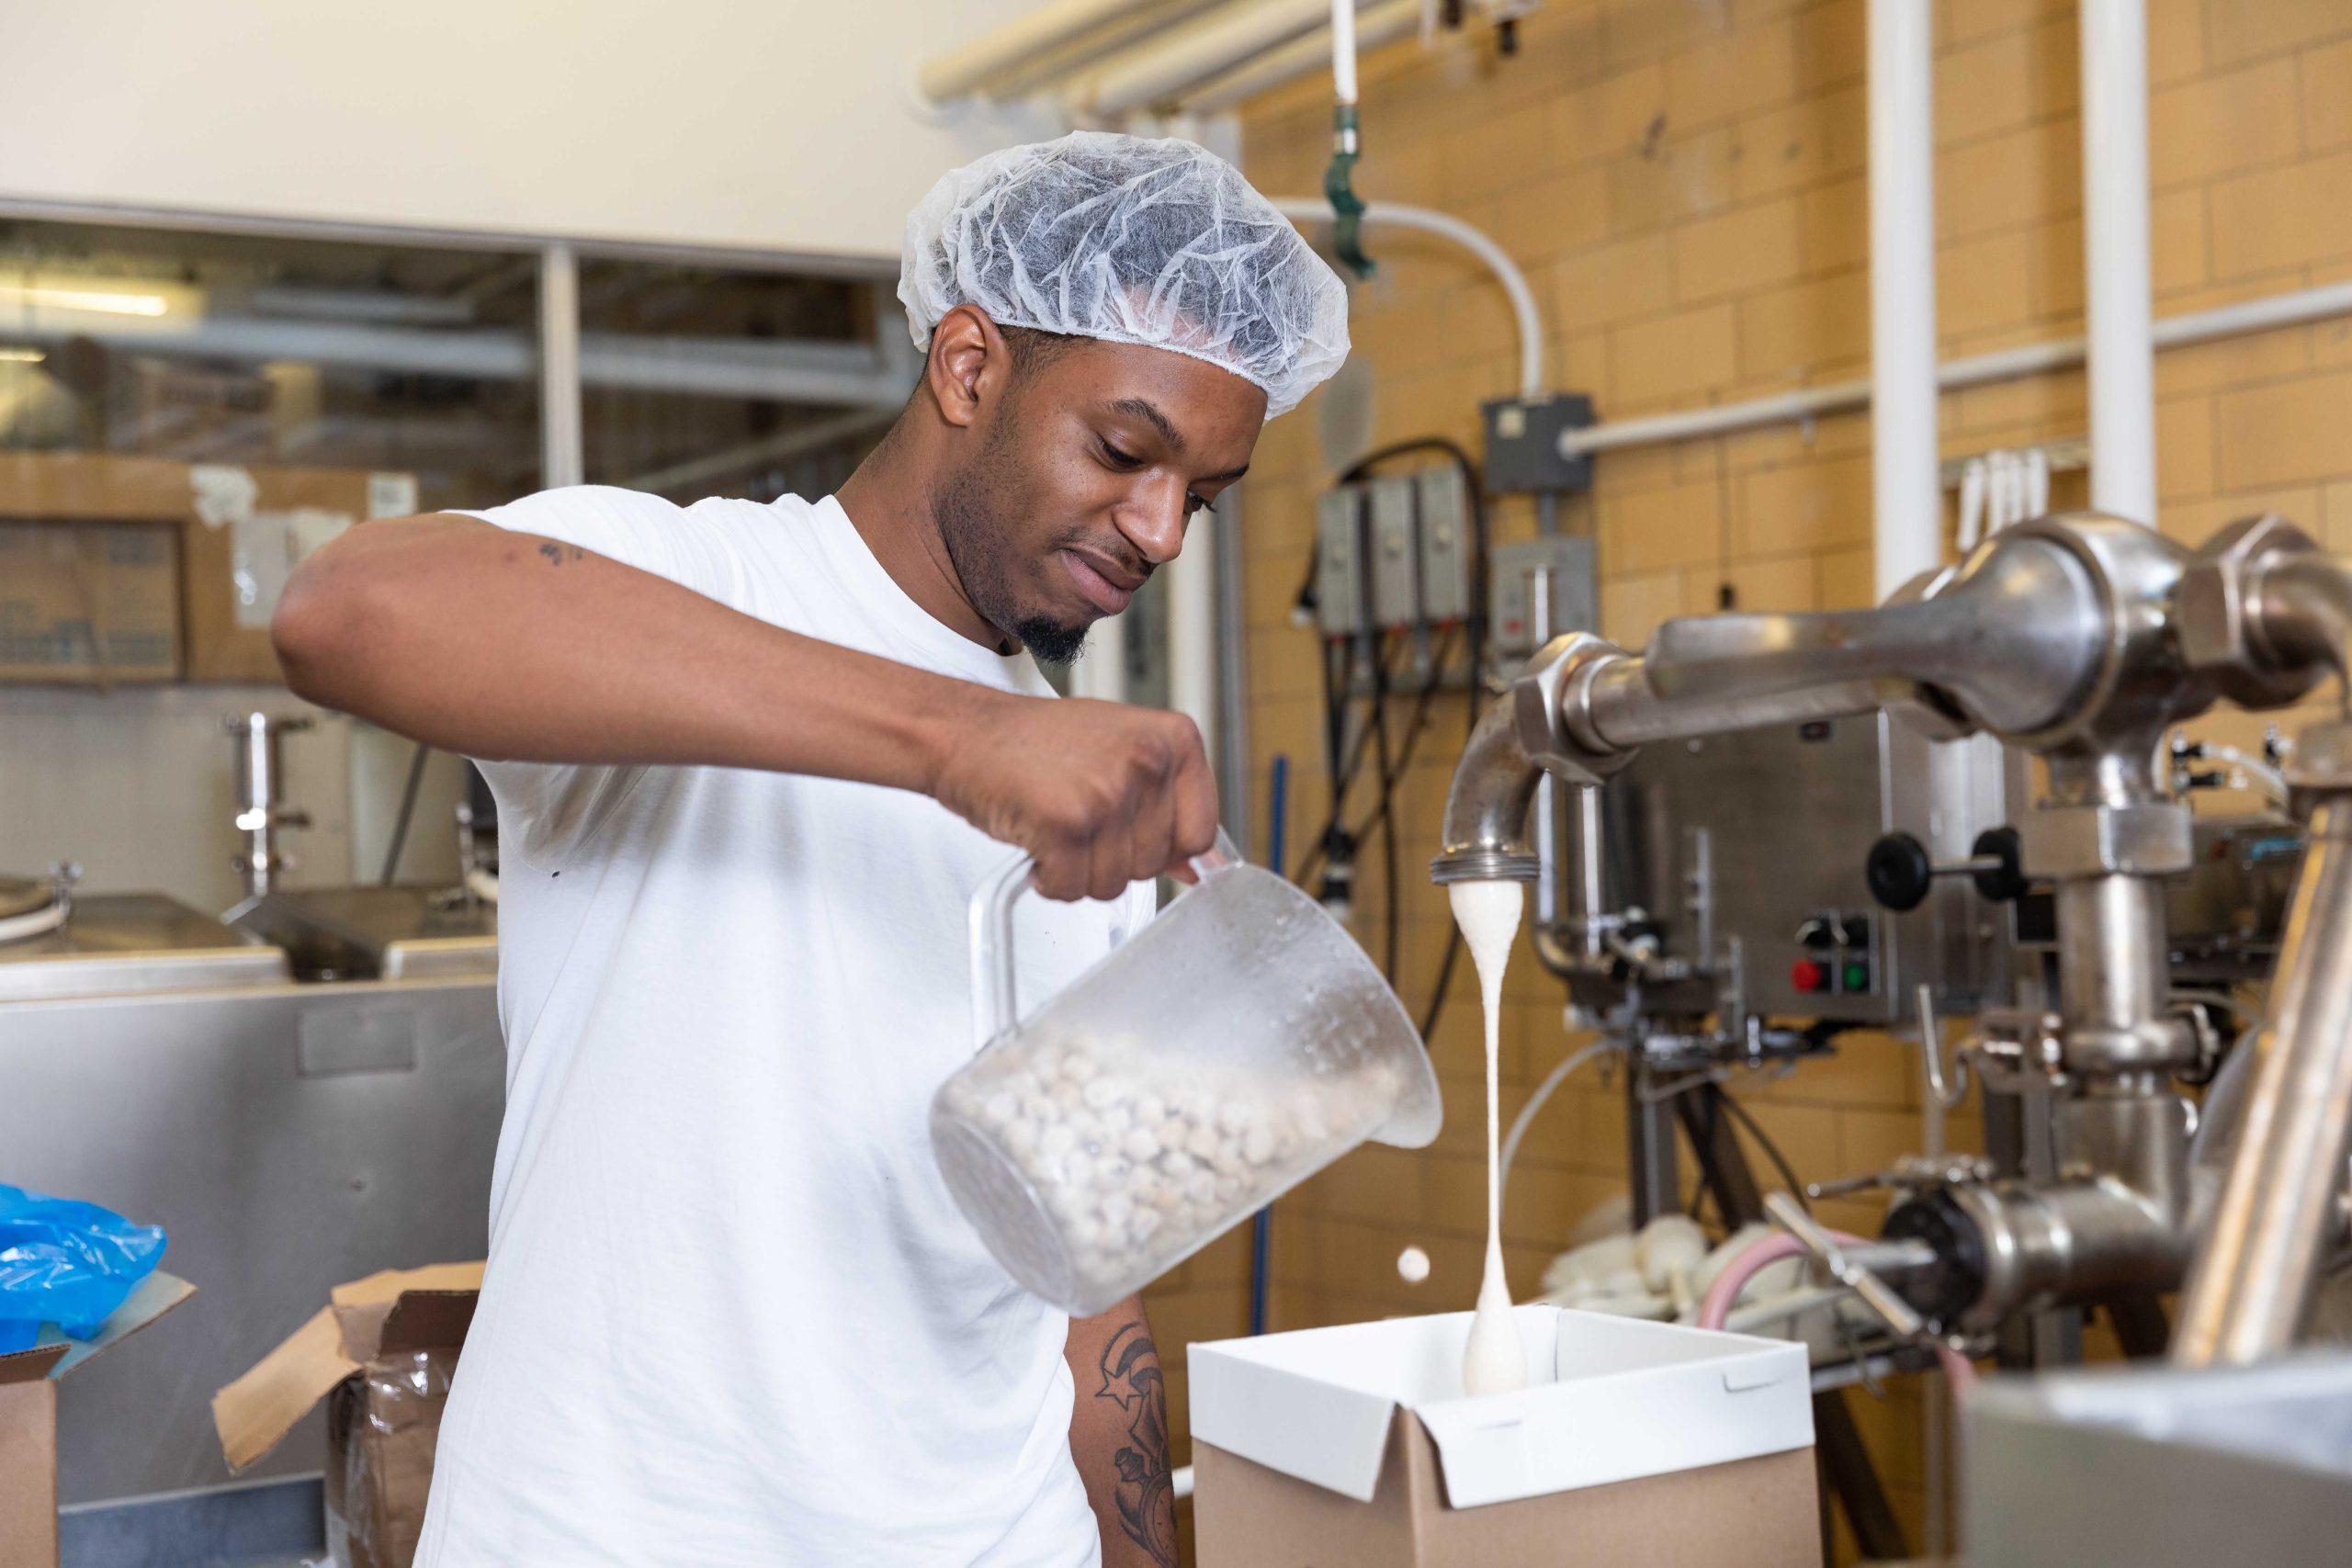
[413,486,1153,1568]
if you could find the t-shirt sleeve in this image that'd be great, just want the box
[450,486,749,871]
[451,484,748,607]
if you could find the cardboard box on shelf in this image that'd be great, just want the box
[0,520,183,683]
[1189,1306,1819,1567]
[0,1272,198,1568]
[0,452,417,683]
[214,1261,481,1568]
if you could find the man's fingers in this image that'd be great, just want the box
[1167,729,1221,869]
[1087,815,1135,903]
[1130,763,1178,889]
[1033,831,1091,902]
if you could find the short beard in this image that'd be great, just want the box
[930,406,1093,667]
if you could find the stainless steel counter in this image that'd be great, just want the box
[228,886,497,980]
[0,974,504,1507]
[0,894,289,1001]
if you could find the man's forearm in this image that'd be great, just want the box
[273,513,981,791]
[1065,1295,1177,1568]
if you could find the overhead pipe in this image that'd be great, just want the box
[1549,276,2352,461]
[2080,0,2157,523]
[1271,197,1544,400]
[3,311,915,407]
[918,0,1171,102]
[1177,0,1419,114]
[1069,0,1351,119]
[1867,0,1940,599]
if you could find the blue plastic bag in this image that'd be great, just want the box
[0,1184,166,1353]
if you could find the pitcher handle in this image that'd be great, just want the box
[967,828,1244,1053]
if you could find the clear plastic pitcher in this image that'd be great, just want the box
[932,831,1442,1315]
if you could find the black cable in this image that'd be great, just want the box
[379,740,432,887]
[1713,1089,1813,1213]
[1371,638,1399,980]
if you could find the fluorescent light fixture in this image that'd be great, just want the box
[0,281,173,317]
[0,346,43,363]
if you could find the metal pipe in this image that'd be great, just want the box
[918,0,1171,101]
[1577,785,1607,960]
[1577,658,1885,752]
[4,310,913,407]
[2053,873,2178,1071]
[1272,197,1544,400]
[1179,0,1419,114]
[1431,694,1543,883]
[1555,277,2352,461]
[2080,0,2158,523]
[538,243,584,489]
[2175,791,2352,1364]
[1867,0,1941,598]
[2253,552,2352,686]
[1071,0,1341,118]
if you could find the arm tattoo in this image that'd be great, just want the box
[536,541,585,566]
[1096,1318,1177,1567]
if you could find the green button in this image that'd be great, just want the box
[1843,963,1869,991]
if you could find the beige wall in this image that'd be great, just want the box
[1146,0,2352,1558]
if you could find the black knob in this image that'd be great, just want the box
[1969,826,2027,904]
[1866,831,1934,912]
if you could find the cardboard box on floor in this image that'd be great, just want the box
[0,451,419,682]
[1189,1306,1821,1568]
[0,1272,198,1568]
[214,1262,481,1568]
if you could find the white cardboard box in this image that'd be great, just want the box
[1190,1305,1819,1566]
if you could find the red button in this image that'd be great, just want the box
[1791,959,1827,993]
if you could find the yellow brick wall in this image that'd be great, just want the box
[1146,0,2352,1558]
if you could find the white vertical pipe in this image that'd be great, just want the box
[2081,0,2157,524]
[1073,594,1131,703]
[1331,0,1358,102]
[1169,511,1218,772]
[538,242,584,489]
[1868,0,1940,600]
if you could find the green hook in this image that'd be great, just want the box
[1324,104,1374,280]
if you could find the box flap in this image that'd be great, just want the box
[0,1346,68,1386]
[0,1272,196,1386]
[1415,1312,1814,1508]
[331,1262,483,1361]
[370,1292,478,1359]
[216,1262,482,1472]
[1191,1308,1813,1510]
[1188,1310,1558,1504]
[212,1307,356,1473]
[43,1272,196,1381]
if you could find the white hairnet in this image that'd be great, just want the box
[899,130,1350,419]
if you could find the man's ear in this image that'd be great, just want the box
[925,304,1012,431]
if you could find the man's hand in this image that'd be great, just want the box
[932,694,1219,901]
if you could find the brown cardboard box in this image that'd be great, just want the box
[214,1261,481,1568]
[1188,1308,1821,1568]
[0,452,417,682]
[0,1273,197,1568]
[0,520,182,682]
[1194,1423,1818,1567]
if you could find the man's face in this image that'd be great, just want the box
[931,336,1265,664]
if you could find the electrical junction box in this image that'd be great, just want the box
[1482,392,1597,494]
[1415,467,1474,625]
[1489,536,1597,659]
[1315,487,1368,638]
[1364,475,1420,630]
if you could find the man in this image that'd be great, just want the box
[273,131,1347,1566]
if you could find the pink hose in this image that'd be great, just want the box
[1699,1228,1980,1397]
